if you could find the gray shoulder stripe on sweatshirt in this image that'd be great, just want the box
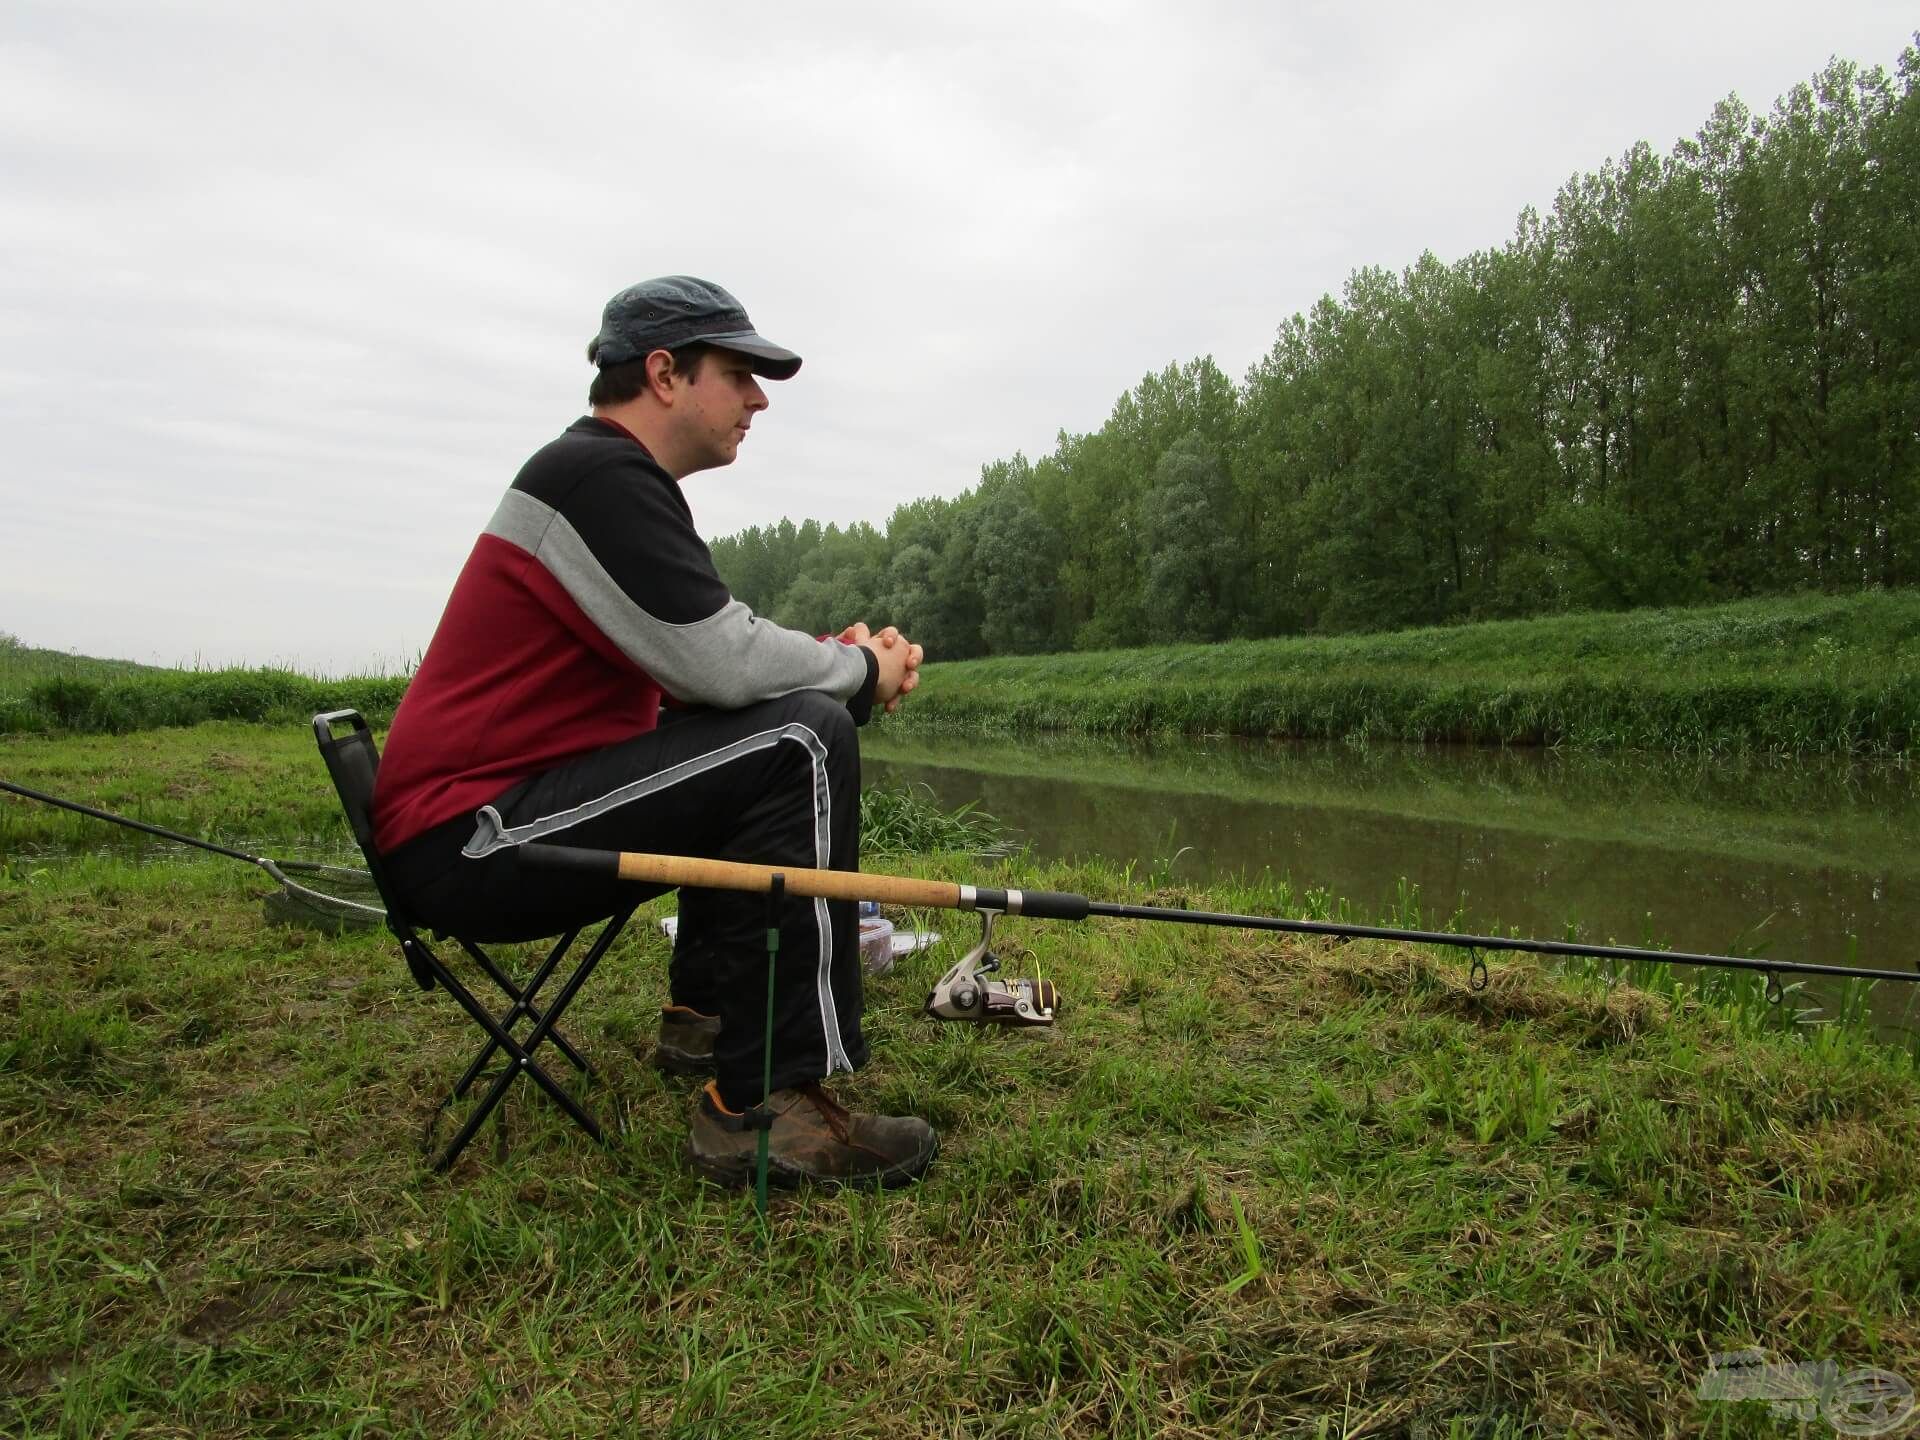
[486,487,556,552]
[484,491,867,709]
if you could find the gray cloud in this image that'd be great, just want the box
[2,0,1913,669]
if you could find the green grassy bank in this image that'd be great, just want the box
[0,636,161,693]
[4,723,1919,1435]
[10,591,1917,752]
[889,591,1920,755]
[0,664,409,738]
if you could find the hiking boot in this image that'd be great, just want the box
[687,1081,938,1189]
[654,1005,720,1076]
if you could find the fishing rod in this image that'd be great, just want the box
[0,778,383,922]
[520,844,1920,1025]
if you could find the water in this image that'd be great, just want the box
[863,730,1920,1036]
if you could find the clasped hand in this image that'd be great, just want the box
[837,621,923,713]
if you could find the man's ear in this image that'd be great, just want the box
[643,348,679,404]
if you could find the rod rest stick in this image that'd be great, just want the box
[518,844,964,910]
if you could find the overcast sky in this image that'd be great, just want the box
[2,2,1913,672]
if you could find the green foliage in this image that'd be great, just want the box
[710,44,1920,654]
[1141,434,1235,641]
[974,456,1066,655]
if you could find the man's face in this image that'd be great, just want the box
[670,349,769,475]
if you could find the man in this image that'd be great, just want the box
[370,275,936,1187]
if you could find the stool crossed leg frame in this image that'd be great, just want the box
[410,907,636,1172]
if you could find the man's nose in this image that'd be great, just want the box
[746,378,769,411]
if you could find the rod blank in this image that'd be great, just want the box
[515,844,1920,988]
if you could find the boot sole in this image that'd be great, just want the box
[687,1130,939,1191]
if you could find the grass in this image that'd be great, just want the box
[0,629,408,738]
[859,781,1002,858]
[0,635,161,694]
[1,724,372,859]
[3,723,1919,1435]
[0,668,410,738]
[889,590,1920,755]
[9,590,1918,752]
[0,724,1000,869]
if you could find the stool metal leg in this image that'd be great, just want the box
[422,904,637,1172]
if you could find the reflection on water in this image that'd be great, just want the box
[863,730,1920,1035]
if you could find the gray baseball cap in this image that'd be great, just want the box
[587,275,802,380]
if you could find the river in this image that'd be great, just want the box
[862,729,1920,1037]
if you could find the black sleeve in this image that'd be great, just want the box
[846,645,880,726]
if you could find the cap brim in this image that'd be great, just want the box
[692,329,803,381]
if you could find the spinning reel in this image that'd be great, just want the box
[924,907,1058,1027]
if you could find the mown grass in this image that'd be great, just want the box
[891,590,1920,755]
[0,724,999,869]
[0,724,370,858]
[3,727,1919,1435]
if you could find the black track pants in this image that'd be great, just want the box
[387,690,867,1108]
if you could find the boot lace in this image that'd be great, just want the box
[795,1083,853,1143]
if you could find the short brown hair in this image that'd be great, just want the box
[586,342,712,406]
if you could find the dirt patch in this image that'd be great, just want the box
[177,1283,297,1346]
[1334,943,1667,1042]
[1,1351,76,1400]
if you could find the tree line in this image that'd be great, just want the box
[712,47,1920,658]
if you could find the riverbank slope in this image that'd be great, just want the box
[886,590,1920,755]
[8,591,1917,754]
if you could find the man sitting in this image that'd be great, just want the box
[371,275,934,1187]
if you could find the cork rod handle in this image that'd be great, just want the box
[618,852,961,907]
[520,842,962,909]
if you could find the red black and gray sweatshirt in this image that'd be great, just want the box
[370,416,877,853]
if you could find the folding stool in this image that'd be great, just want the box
[312,709,636,1171]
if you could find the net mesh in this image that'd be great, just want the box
[259,860,385,932]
